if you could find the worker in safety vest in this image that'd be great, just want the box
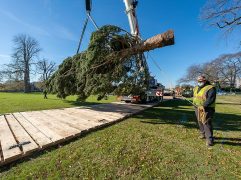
[193,75,216,148]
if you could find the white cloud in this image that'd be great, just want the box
[0,10,51,37]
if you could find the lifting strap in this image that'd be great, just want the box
[76,0,99,54]
[76,16,89,54]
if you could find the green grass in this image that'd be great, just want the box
[0,92,116,114]
[0,95,241,179]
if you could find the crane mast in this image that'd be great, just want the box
[123,0,140,37]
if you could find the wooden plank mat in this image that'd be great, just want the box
[64,108,122,125]
[28,111,80,138]
[20,112,63,143]
[90,103,145,113]
[13,113,52,148]
[34,111,80,138]
[51,109,103,127]
[0,102,157,166]
[5,114,39,155]
[0,115,22,163]
[41,110,94,130]
[74,107,125,119]
[66,108,123,123]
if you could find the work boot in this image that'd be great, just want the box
[206,141,214,149]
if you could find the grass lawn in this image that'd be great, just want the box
[0,95,241,179]
[0,92,116,114]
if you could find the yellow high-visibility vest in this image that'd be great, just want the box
[193,85,215,107]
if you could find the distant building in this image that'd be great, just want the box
[236,77,241,88]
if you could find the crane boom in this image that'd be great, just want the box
[123,0,140,37]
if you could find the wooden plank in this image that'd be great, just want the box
[20,112,63,143]
[13,113,52,148]
[74,107,125,119]
[5,114,39,154]
[31,111,81,137]
[66,108,122,122]
[90,103,141,113]
[41,110,92,130]
[109,103,146,110]
[62,108,113,125]
[50,109,102,127]
[0,115,22,162]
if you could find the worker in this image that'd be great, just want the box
[43,89,48,99]
[193,75,216,148]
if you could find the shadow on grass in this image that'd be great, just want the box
[134,100,241,146]
[214,137,241,147]
[75,99,241,133]
[136,100,241,130]
[63,99,101,107]
[216,102,241,105]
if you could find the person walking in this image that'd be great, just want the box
[193,75,216,148]
[43,89,48,99]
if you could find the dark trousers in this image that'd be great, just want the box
[195,108,215,143]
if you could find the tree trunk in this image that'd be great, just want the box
[24,63,31,93]
[111,30,174,60]
[91,30,174,69]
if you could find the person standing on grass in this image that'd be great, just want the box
[43,89,48,99]
[193,75,216,148]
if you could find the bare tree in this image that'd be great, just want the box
[10,34,41,92]
[3,62,24,81]
[178,64,203,83]
[201,0,241,32]
[36,59,56,83]
[214,52,241,87]
[179,51,241,88]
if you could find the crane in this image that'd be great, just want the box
[77,0,140,53]
[77,0,166,103]
[123,0,167,103]
[123,0,140,37]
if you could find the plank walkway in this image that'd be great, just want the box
[0,102,157,166]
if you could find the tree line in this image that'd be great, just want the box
[179,51,241,89]
[0,34,56,92]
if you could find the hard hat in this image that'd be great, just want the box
[197,75,206,82]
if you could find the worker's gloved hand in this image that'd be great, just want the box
[198,106,205,112]
[198,106,206,124]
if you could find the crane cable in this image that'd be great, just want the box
[76,0,99,55]
[76,16,89,54]
[147,52,198,108]
[147,52,174,89]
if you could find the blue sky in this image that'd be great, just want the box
[0,0,240,87]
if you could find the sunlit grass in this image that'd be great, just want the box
[0,92,117,114]
[0,95,240,179]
